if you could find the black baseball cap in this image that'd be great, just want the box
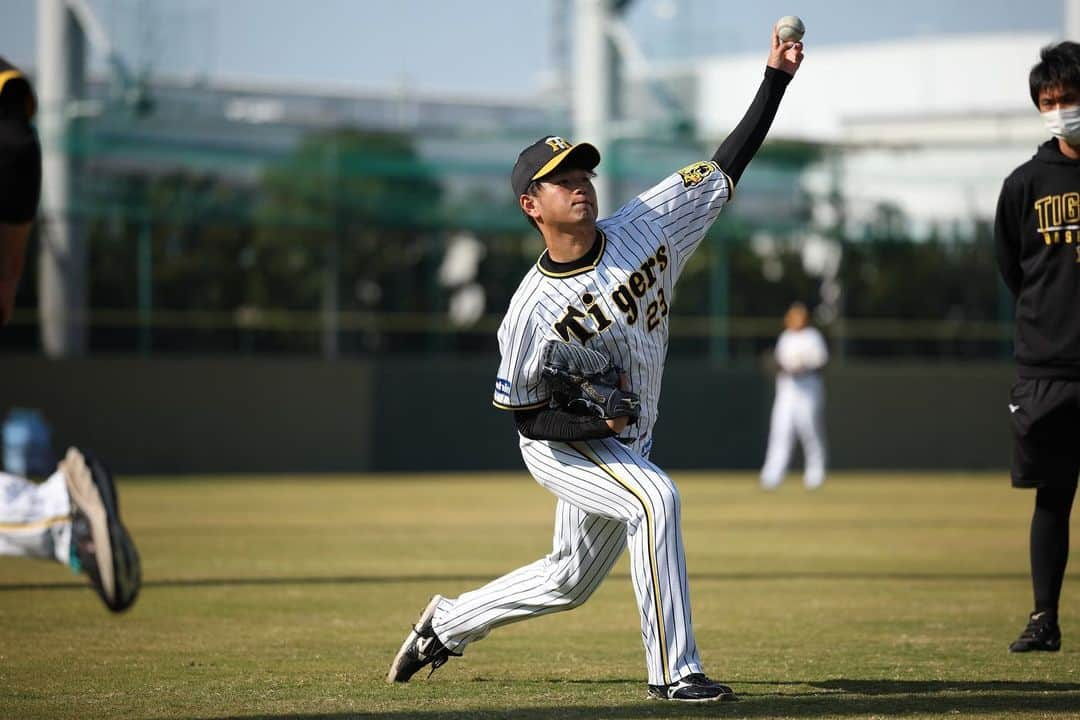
[511,136,601,198]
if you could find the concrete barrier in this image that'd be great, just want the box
[0,355,1013,474]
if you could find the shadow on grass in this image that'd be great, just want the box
[811,678,1080,694]
[0,575,497,592]
[185,679,1080,720]
[0,570,1031,594]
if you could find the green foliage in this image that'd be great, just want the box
[842,233,1000,322]
[77,129,453,351]
[251,129,443,313]
[50,131,1011,357]
[675,220,822,318]
[87,171,256,312]
[1,473,1077,718]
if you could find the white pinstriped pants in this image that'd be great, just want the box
[431,435,702,686]
[0,471,72,564]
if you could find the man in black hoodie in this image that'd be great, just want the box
[0,56,40,326]
[995,40,1080,653]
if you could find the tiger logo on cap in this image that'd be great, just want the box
[544,137,572,153]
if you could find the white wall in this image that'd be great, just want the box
[683,32,1060,233]
[695,32,1054,142]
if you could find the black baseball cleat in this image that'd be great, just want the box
[1009,611,1061,652]
[387,595,460,683]
[62,447,142,613]
[648,673,738,702]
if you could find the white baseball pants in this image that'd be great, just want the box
[430,434,702,686]
[761,373,827,489]
[0,471,71,564]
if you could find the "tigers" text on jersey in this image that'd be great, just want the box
[553,245,670,342]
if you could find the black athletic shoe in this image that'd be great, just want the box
[1009,611,1061,652]
[387,595,459,683]
[62,448,141,613]
[647,673,738,702]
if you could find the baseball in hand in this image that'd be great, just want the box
[776,15,805,43]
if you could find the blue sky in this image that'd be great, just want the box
[0,0,1064,98]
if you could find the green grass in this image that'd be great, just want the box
[1,472,1077,719]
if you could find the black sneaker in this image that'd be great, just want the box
[387,595,459,683]
[1009,611,1061,652]
[62,448,141,613]
[648,673,738,702]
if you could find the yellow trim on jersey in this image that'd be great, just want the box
[569,441,671,685]
[0,69,35,119]
[717,167,735,202]
[492,398,549,411]
[0,70,21,91]
[536,230,607,279]
[0,514,71,532]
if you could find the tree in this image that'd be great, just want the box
[253,129,444,352]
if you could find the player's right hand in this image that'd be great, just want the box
[768,25,804,77]
[606,415,631,434]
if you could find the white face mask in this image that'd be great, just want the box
[1042,105,1080,143]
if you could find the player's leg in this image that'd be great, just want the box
[0,449,141,613]
[546,437,729,696]
[761,383,795,489]
[60,447,141,612]
[793,380,827,490]
[0,470,72,564]
[434,498,625,647]
[390,436,730,698]
[1010,482,1076,652]
[1007,378,1079,652]
[549,438,732,701]
[1031,484,1076,614]
[388,497,626,682]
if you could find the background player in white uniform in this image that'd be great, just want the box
[760,302,829,490]
[388,26,803,703]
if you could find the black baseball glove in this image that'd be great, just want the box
[540,341,640,423]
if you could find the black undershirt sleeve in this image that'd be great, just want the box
[712,66,793,186]
[513,407,614,441]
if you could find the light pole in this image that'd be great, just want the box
[572,0,614,211]
[36,0,142,357]
[37,0,87,357]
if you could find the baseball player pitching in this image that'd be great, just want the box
[388,25,803,702]
[760,302,829,490]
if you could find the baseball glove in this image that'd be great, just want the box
[540,341,641,423]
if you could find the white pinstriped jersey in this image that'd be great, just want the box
[493,160,732,452]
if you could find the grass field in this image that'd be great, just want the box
[1,471,1077,719]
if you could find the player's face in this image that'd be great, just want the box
[530,168,598,226]
[785,306,808,330]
